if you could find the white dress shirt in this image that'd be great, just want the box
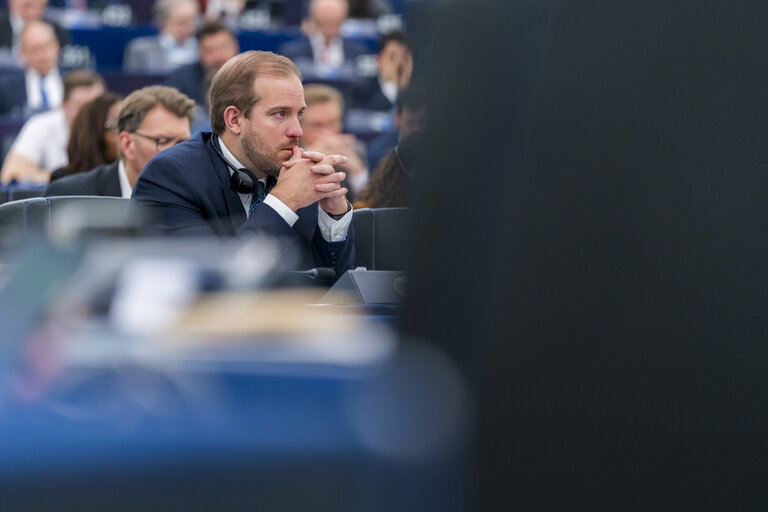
[309,33,344,72]
[118,159,132,198]
[218,139,352,242]
[25,68,63,111]
[158,33,198,70]
[10,107,68,173]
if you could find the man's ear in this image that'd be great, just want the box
[118,131,133,160]
[223,106,243,135]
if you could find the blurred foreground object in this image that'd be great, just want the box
[403,0,768,510]
[0,235,469,511]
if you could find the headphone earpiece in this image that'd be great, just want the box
[211,135,257,194]
[230,169,255,194]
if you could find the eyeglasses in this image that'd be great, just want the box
[131,131,187,150]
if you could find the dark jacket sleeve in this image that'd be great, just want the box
[133,151,355,277]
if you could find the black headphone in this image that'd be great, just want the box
[210,134,258,194]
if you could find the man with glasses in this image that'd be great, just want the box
[45,85,195,198]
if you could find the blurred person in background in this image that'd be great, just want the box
[351,30,412,112]
[45,85,194,197]
[366,84,425,171]
[49,92,123,182]
[0,70,104,184]
[0,0,68,56]
[0,20,61,117]
[302,83,368,199]
[166,19,238,107]
[354,130,418,209]
[123,0,200,73]
[279,0,369,77]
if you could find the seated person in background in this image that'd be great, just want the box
[0,70,104,184]
[0,0,69,57]
[366,83,426,171]
[354,130,420,209]
[0,20,61,117]
[45,85,194,197]
[351,30,412,112]
[166,19,238,107]
[279,0,369,77]
[302,83,368,199]
[49,92,123,182]
[133,51,355,278]
[123,0,199,74]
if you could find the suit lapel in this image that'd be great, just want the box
[206,135,246,233]
[101,162,122,197]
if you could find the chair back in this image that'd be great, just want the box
[351,207,412,270]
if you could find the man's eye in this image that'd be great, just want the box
[298,111,304,120]
[157,137,174,145]
[274,111,286,118]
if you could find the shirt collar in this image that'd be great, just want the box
[218,136,247,171]
[118,159,132,198]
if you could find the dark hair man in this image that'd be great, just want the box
[44,85,195,197]
[351,30,413,111]
[132,51,355,279]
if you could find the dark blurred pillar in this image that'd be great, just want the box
[402,0,768,509]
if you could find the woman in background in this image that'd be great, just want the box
[49,92,122,182]
[354,130,420,209]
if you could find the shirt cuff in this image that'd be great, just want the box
[263,194,298,227]
[317,203,353,242]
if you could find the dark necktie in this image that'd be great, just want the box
[248,180,266,216]
[39,75,49,110]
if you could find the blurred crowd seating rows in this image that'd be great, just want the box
[0,0,421,167]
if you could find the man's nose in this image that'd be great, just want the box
[287,117,303,139]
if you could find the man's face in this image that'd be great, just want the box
[300,100,342,146]
[312,0,346,42]
[11,0,47,22]
[199,31,238,72]
[163,1,198,43]
[377,40,412,80]
[20,23,58,75]
[122,104,191,183]
[239,75,305,177]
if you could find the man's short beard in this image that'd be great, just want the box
[242,132,281,178]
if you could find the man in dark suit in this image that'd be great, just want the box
[44,85,195,197]
[351,30,412,112]
[133,51,355,278]
[166,19,238,106]
[0,0,69,53]
[0,20,61,117]
[278,0,369,78]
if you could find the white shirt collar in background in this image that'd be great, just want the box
[118,159,132,198]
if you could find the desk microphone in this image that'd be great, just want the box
[288,267,337,282]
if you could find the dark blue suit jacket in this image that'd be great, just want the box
[132,132,355,276]
[165,62,206,106]
[278,37,370,77]
[0,68,27,117]
[351,76,394,112]
[44,161,122,197]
